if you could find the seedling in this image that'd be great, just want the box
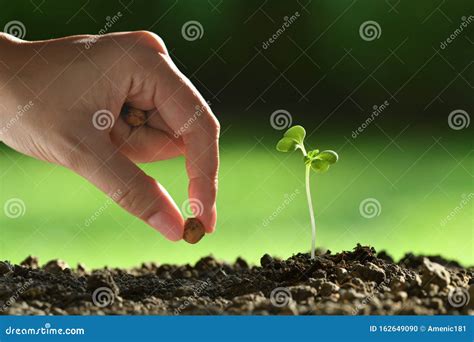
[276,125,338,259]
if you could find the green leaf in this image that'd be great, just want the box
[307,149,320,159]
[276,137,298,152]
[283,125,306,144]
[311,159,330,173]
[317,150,339,164]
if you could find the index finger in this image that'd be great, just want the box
[151,53,220,232]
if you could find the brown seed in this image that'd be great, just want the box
[121,105,147,127]
[183,218,205,244]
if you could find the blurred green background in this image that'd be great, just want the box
[1,0,472,267]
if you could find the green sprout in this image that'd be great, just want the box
[276,125,338,260]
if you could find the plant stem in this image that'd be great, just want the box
[299,144,317,259]
[305,164,317,260]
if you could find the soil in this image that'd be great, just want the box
[1,244,472,315]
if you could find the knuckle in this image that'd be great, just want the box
[122,31,170,70]
[114,187,141,214]
[114,186,148,218]
[207,116,221,139]
[134,31,167,54]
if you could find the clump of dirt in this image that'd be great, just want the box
[0,244,472,315]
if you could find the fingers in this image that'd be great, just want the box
[66,138,184,241]
[183,129,219,233]
[150,53,220,233]
[99,31,219,233]
[110,117,184,163]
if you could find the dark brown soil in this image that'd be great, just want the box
[1,245,472,315]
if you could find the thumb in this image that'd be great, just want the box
[67,139,184,241]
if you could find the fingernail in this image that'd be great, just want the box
[148,212,183,241]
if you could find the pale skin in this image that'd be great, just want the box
[0,31,220,241]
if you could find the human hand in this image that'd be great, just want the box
[0,31,220,241]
